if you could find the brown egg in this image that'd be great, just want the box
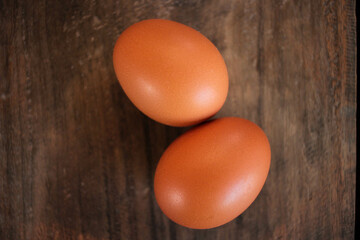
[154,117,271,229]
[113,19,228,126]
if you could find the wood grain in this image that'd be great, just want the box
[0,0,356,239]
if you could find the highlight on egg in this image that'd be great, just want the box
[154,117,271,229]
[113,19,228,127]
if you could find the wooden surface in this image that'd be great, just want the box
[0,0,356,239]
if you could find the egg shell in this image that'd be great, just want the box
[154,117,271,229]
[113,19,228,127]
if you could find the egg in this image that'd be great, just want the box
[154,117,271,229]
[113,19,228,126]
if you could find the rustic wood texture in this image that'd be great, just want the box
[0,0,356,239]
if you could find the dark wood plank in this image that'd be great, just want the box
[0,0,356,239]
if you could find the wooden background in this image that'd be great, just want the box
[0,0,356,239]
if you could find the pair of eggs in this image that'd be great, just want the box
[113,19,271,229]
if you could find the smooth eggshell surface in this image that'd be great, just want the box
[154,117,271,229]
[113,19,228,126]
